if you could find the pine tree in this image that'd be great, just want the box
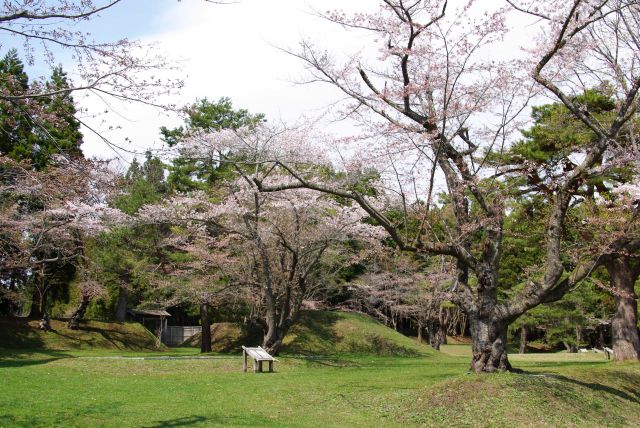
[0,49,34,164]
[0,52,84,168]
[37,66,84,162]
[161,97,264,192]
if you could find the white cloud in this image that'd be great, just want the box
[79,0,376,163]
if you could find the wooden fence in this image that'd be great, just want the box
[161,326,202,346]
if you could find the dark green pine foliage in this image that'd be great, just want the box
[494,89,633,196]
[0,51,83,169]
[114,152,167,215]
[495,90,623,350]
[36,66,84,163]
[161,97,265,192]
[510,90,615,163]
[511,280,614,351]
[0,49,33,164]
[492,90,629,294]
[89,154,171,319]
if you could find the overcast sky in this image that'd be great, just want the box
[71,0,380,163]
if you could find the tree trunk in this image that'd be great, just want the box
[469,317,511,373]
[200,303,212,353]
[563,341,577,353]
[598,326,606,349]
[263,315,292,355]
[263,330,285,355]
[115,287,128,322]
[29,290,43,319]
[519,326,527,354]
[417,320,423,343]
[432,332,441,351]
[427,319,439,350]
[263,306,297,356]
[39,311,51,331]
[606,256,640,361]
[67,293,90,330]
[435,324,447,347]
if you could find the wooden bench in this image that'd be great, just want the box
[242,346,276,373]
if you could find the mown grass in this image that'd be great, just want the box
[1,312,639,427]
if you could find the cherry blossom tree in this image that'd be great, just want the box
[67,269,107,330]
[1,3,176,105]
[139,137,386,354]
[0,155,124,327]
[190,1,640,372]
[350,255,459,349]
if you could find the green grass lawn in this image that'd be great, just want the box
[1,312,639,427]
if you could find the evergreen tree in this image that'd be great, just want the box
[0,52,83,169]
[1,52,86,319]
[37,66,84,162]
[494,89,638,357]
[93,154,170,321]
[0,49,33,164]
[161,97,264,192]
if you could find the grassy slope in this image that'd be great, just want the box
[183,311,433,357]
[1,312,639,427]
[282,311,433,356]
[0,317,164,352]
[408,362,640,427]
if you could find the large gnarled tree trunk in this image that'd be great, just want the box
[262,322,289,356]
[604,255,640,361]
[469,316,511,372]
[29,289,43,319]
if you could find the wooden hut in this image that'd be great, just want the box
[127,308,171,345]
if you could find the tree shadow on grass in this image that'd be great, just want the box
[77,325,127,349]
[548,373,640,403]
[281,311,342,356]
[80,324,160,351]
[142,413,278,427]
[0,316,46,349]
[143,416,208,428]
[517,370,640,404]
[0,349,73,367]
[0,414,45,428]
